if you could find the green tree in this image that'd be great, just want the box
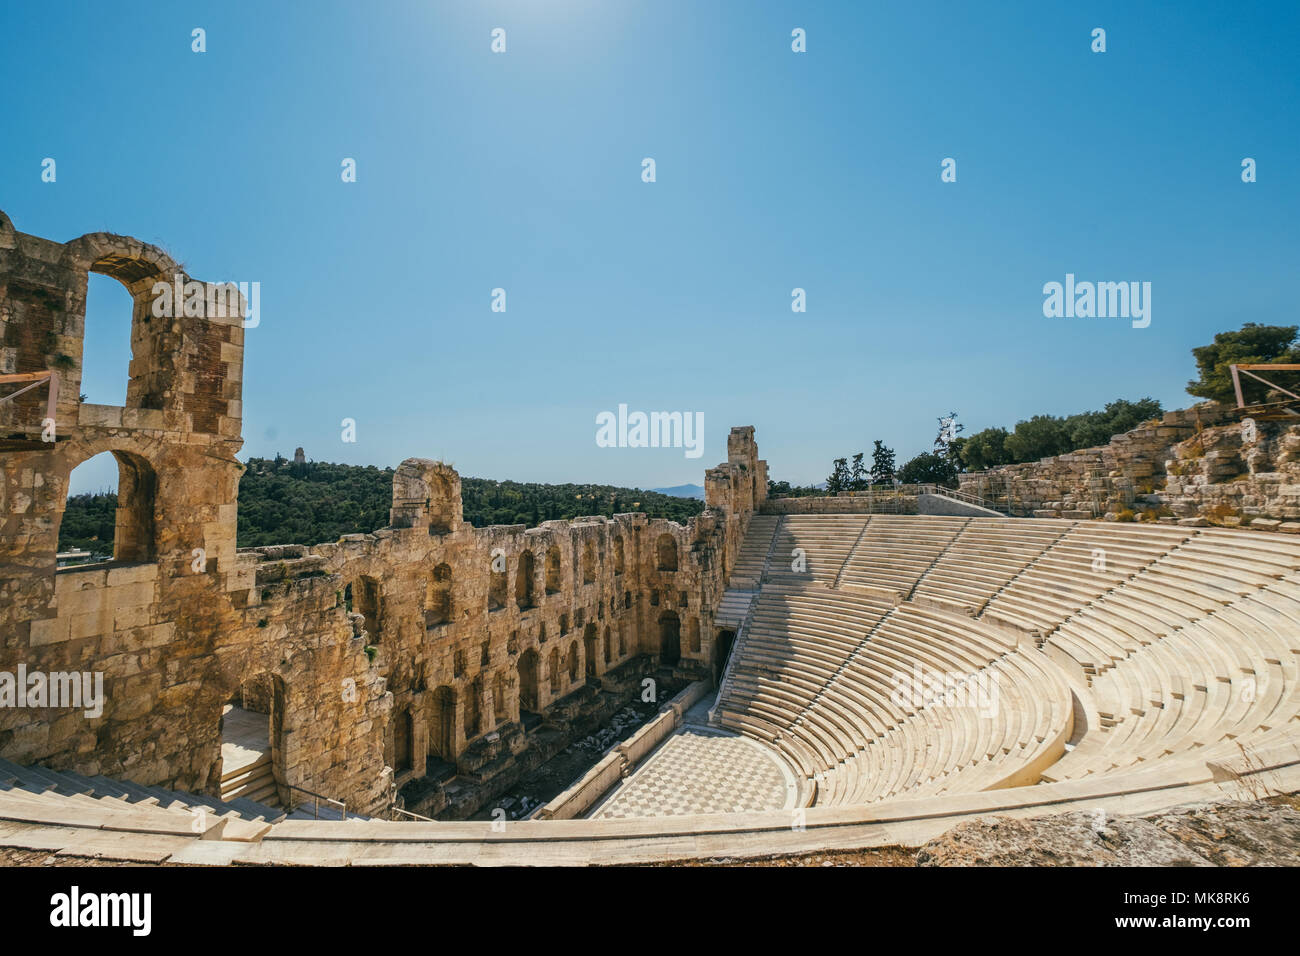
[959,427,1011,471]
[869,440,896,484]
[1187,323,1300,405]
[898,451,958,486]
[849,452,867,491]
[826,457,851,494]
[1004,415,1070,462]
[934,411,963,463]
[1063,398,1162,449]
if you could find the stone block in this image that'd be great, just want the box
[77,404,124,428]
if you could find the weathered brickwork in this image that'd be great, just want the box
[0,213,764,818]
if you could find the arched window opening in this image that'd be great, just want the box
[545,547,561,594]
[351,575,382,641]
[393,707,414,774]
[79,272,135,407]
[656,534,678,572]
[584,623,598,678]
[488,555,507,611]
[516,550,536,610]
[425,563,452,626]
[464,678,483,740]
[58,450,158,567]
[429,686,456,763]
[658,612,681,666]
[518,650,540,715]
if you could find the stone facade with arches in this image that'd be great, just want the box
[0,214,767,818]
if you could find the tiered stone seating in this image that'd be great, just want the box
[838,515,967,596]
[0,757,360,824]
[1042,571,1300,781]
[717,515,1300,812]
[982,524,1190,635]
[717,583,1072,806]
[0,757,290,835]
[913,518,1070,611]
[766,515,868,586]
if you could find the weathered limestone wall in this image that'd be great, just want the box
[761,494,919,515]
[0,210,760,818]
[0,213,392,812]
[955,403,1300,523]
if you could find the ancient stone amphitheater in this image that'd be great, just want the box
[2,214,1299,865]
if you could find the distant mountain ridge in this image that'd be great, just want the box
[650,483,706,500]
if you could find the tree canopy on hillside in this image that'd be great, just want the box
[58,456,706,553]
[1186,323,1300,405]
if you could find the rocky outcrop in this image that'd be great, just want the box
[960,402,1300,523]
[916,799,1300,866]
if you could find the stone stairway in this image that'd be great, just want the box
[715,514,783,629]
[728,514,780,589]
[715,588,758,629]
[221,751,278,804]
[0,756,287,825]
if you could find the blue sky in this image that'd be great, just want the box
[3,1,1297,495]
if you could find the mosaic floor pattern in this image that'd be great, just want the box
[588,726,798,819]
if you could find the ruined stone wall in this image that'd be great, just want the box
[0,213,392,812]
[0,211,760,818]
[958,402,1300,524]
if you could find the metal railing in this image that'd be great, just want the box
[708,591,758,726]
[390,805,435,822]
[287,783,347,820]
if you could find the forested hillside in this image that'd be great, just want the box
[58,456,706,553]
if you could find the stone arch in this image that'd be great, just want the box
[346,575,383,641]
[567,641,580,683]
[428,685,456,762]
[613,535,625,575]
[465,676,483,740]
[492,671,507,724]
[488,553,507,611]
[584,623,598,678]
[655,533,678,571]
[658,611,681,665]
[688,616,701,653]
[545,546,561,594]
[425,563,452,626]
[582,541,596,584]
[221,672,287,807]
[58,448,159,565]
[62,234,188,413]
[518,649,539,714]
[548,647,561,695]
[516,550,536,610]
[392,706,415,774]
[603,626,612,664]
[390,458,461,533]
